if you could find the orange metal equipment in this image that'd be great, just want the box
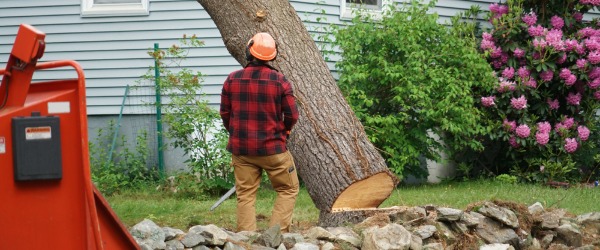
[0,24,140,250]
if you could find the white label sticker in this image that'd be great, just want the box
[48,101,70,114]
[25,127,52,140]
[0,137,5,154]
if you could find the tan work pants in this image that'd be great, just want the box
[232,151,299,232]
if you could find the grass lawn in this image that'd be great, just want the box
[107,179,600,231]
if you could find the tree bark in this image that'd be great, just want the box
[197,0,399,224]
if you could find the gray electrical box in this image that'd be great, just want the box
[11,113,62,181]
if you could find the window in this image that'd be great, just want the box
[81,0,149,17]
[340,0,389,19]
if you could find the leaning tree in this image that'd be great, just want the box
[196,0,399,226]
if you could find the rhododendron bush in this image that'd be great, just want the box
[479,0,600,182]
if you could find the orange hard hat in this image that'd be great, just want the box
[248,33,277,61]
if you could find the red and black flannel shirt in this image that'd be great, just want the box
[220,63,299,156]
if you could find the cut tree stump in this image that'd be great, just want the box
[197,0,399,225]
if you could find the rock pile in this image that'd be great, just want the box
[130,201,600,250]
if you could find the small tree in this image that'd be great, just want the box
[142,36,232,194]
[332,0,497,178]
[477,0,600,183]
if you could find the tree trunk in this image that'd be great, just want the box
[197,0,399,225]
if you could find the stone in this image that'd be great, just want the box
[362,223,412,250]
[321,242,335,250]
[130,219,167,250]
[540,233,555,249]
[163,227,185,241]
[435,222,456,245]
[306,226,335,241]
[480,243,515,250]
[226,230,250,243]
[556,223,582,247]
[410,234,423,250]
[165,239,185,250]
[188,224,229,246]
[528,202,544,215]
[436,207,463,221]
[576,212,600,234]
[389,206,427,223]
[461,212,481,227]
[574,245,597,250]
[192,245,212,250]
[540,212,561,229]
[450,221,470,234]
[277,243,287,250]
[414,225,437,239]
[255,225,283,248]
[547,243,571,250]
[250,244,277,250]
[478,202,519,229]
[290,242,319,250]
[422,242,444,250]
[180,232,206,248]
[475,217,519,246]
[282,233,305,249]
[223,242,246,250]
[326,227,361,247]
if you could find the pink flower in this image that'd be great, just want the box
[551,16,565,29]
[513,48,525,58]
[590,67,600,79]
[540,70,554,82]
[498,5,509,15]
[525,78,537,88]
[574,12,583,22]
[533,38,548,49]
[536,132,550,145]
[482,32,493,41]
[577,59,588,69]
[528,25,545,37]
[503,119,517,132]
[522,12,537,26]
[565,75,577,85]
[564,138,578,153]
[509,136,520,148]
[576,44,587,55]
[489,3,500,13]
[578,125,590,141]
[481,96,496,107]
[517,66,530,79]
[595,91,600,100]
[555,123,568,135]
[588,51,600,64]
[565,39,578,51]
[588,78,600,89]
[497,79,516,93]
[481,39,495,50]
[546,29,564,50]
[537,121,552,134]
[579,27,596,38]
[548,98,560,110]
[502,67,515,79]
[585,38,600,51]
[581,0,600,6]
[563,117,575,128]
[490,47,503,58]
[559,68,572,79]
[566,92,582,105]
[516,124,531,138]
[511,95,527,110]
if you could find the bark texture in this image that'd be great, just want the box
[197,0,398,219]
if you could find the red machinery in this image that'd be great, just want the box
[0,24,139,249]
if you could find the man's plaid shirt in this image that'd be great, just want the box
[220,63,299,156]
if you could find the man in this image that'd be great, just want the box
[220,32,300,232]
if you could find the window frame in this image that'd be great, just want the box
[81,0,149,17]
[340,0,391,20]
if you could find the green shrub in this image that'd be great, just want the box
[475,0,600,183]
[89,120,159,195]
[331,0,496,179]
[142,35,233,196]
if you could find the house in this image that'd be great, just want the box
[0,0,498,178]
